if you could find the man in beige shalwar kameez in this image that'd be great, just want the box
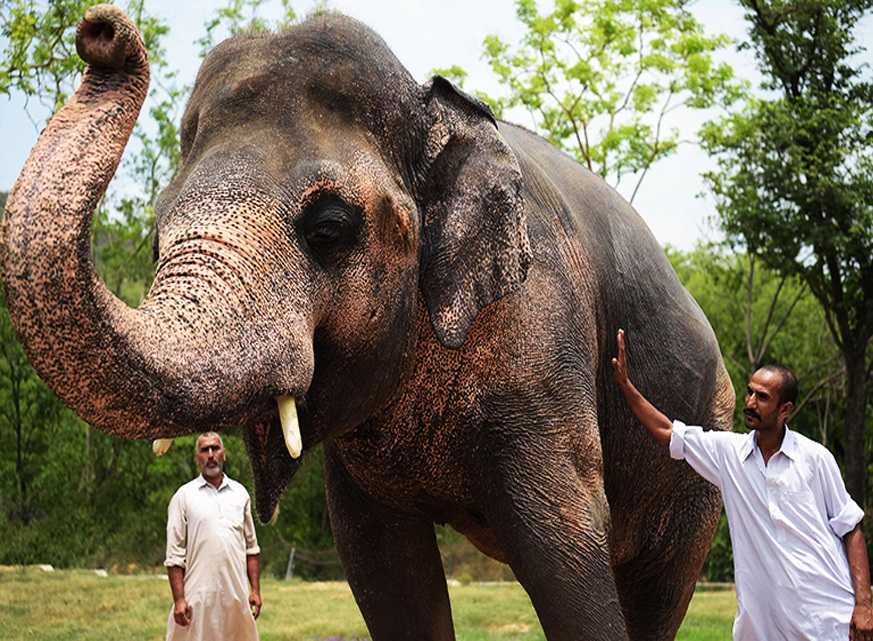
[164,432,262,641]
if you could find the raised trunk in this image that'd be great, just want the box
[1,6,232,440]
[0,6,307,519]
[1,7,148,437]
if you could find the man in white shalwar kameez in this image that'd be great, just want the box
[612,330,873,640]
[165,432,262,641]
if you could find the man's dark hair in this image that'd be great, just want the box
[196,431,224,449]
[758,365,799,405]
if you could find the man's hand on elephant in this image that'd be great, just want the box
[611,329,631,389]
[173,598,192,627]
[611,329,674,447]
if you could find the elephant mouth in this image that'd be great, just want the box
[242,396,312,522]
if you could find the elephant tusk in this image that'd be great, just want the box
[276,395,302,459]
[152,438,174,456]
[269,503,280,526]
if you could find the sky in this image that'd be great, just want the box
[0,0,762,250]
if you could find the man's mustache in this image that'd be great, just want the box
[744,408,761,420]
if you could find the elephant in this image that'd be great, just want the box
[1,5,735,640]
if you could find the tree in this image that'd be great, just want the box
[670,245,843,440]
[1,0,91,112]
[455,0,745,202]
[701,0,873,506]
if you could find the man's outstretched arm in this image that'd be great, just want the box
[611,329,673,447]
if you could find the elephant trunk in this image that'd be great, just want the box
[1,5,157,437]
[0,5,245,441]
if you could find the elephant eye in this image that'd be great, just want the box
[300,195,361,262]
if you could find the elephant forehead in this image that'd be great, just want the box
[186,65,418,159]
[186,15,426,144]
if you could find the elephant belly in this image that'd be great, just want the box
[445,510,507,564]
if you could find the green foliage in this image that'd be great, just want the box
[0,1,172,114]
[195,0,297,56]
[700,0,873,504]
[479,0,746,201]
[92,198,155,304]
[0,0,91,112]
[702,512,733,583]
[669,245,844,446]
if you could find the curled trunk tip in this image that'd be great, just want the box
[75,4,145,71]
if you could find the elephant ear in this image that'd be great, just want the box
[420,76,531,349]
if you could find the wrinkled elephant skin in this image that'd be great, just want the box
[1,6,734,640]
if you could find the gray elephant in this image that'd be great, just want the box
[1,5,734,640]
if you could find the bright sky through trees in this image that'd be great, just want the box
[0,0,821,250]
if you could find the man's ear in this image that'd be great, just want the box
[779,401,794,422]
[419,76,531,349]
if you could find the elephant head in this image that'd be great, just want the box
[1,6,531,519]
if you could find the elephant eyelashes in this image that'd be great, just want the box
[299,195,362,263]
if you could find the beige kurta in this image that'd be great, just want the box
[165,474,260,641]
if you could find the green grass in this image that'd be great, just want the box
[0,567,735,640]
[675,589,736,641]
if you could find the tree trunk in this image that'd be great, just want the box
[842,350,868,510]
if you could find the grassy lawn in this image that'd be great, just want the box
[0,567,735,640]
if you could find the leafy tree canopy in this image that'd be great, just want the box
[443,0,746,202]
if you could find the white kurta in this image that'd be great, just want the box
[671,421,863,641]
[165,474,260,641]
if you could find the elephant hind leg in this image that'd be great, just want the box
[612,557,696,640]
[611,483,722,640]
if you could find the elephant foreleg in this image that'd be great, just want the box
[324,446,455,641]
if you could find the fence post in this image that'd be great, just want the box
[285,547,296,580]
